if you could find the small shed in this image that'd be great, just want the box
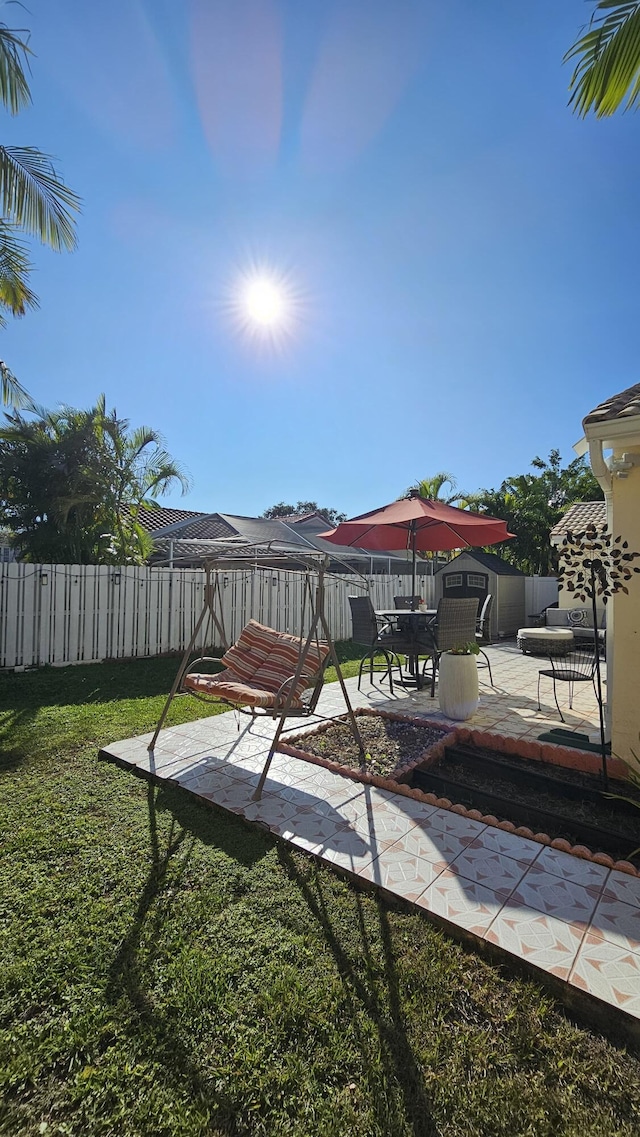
[435,551,525,640]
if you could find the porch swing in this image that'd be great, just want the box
[148,553,366,798]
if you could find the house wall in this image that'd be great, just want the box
[609,438,640,766]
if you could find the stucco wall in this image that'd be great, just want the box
[610,444,640,766]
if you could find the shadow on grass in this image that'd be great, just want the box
[104,779,270,1125]
[278,845,438,1137]
[0,656,203,711]
[155,781,267,867]
[0,640,364,712]
[107,783,193,1007]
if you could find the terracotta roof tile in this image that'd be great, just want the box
[583,383,640,428]
[549,501,606,541]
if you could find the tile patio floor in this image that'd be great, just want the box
[101,643,640,1037]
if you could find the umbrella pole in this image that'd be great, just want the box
[410,522,417,609]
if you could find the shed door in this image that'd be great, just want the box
[442,570,488,604]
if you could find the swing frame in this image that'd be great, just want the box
[148,552,366,799]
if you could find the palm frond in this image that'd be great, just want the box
[0,220,37,322]
[0,357,30,408]
[0,146,80,250]
[0,23,31,114]
[565,1,640,116]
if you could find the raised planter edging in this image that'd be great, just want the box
[278,710,639,878]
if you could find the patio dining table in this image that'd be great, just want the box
[376,608,437,689]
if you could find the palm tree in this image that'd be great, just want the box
[0,398,190,563]
[98,398,191,562]
[0,20,80,406]
[404,472,467,505]
[565,1,640,117]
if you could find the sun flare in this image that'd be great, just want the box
[224,262,305,351]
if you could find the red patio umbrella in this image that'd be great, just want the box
[320,493,514,606]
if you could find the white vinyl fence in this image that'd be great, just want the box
[524,575,559,621]
[0,563,438,670]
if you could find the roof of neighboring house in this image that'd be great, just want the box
[143,506,410,565]
[138,506,208,533]
[436,550,524,576]
[583,383,640,428]
[549,501,606,542]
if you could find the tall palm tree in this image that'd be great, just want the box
[565,1,640,117]
[0,20,80,406]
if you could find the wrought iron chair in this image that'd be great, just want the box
[537,646,598,723]
[420,597,480,697]
[475,593,495,687]
[348,595,415,693]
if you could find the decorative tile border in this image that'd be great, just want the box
[279,710,640,879]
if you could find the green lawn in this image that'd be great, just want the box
[1,653,640,1137]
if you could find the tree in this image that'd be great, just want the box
[403,472,468,505]
[0,398,189,563]
[0,19,80,406]
[565,1,640,117]
[261,501,347,526]
[469,451,605,575]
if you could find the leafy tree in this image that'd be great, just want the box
[261,501,346,526]
[0,19,80,407]
[0,398,189,563]
[469,450,605,575]
[565,1,640,117]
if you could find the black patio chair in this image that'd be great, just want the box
[536,646,598,723]
[348,596,416,693]
[420,597,479,697]
[475,593,495,687]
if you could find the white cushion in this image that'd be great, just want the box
[518,627,574,641]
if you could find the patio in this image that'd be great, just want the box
[101,642,640,1041]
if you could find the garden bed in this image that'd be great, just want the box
[280,710,640,875]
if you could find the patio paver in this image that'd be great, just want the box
[100,643,640,1034]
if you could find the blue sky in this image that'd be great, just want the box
[2,0,637,516]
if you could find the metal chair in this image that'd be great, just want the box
[348,595,414,693]
[475,593,495,687]
[537,646,598,723]
[421,597,480,697]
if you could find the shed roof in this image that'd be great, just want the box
[436,550,524,576]
[549,501,606,543]
[583,383,640,428]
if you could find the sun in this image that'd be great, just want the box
[223,262,305,351]
[243,278,285,327]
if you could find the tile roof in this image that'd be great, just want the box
[137,506,207,533]
[549,501,606,542]
[583,383,640,428]
[164,514,236,541]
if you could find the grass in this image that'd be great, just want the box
[1,652,640,1136]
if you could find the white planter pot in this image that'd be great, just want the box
[438,652,479,721]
